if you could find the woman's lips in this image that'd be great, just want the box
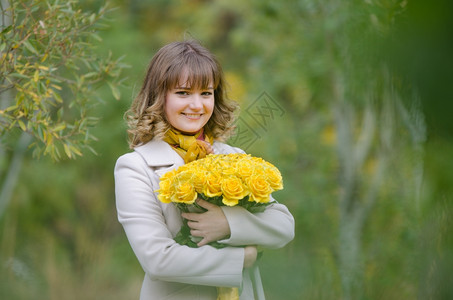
[182,113,203,120]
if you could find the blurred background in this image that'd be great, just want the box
[1,0,452,299]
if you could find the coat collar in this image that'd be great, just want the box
[134,139,184,168]
[133,139,234,175]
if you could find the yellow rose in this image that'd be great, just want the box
[157,177,174,203]
[203,171,222,197]
[236,159,255,181]
[175,169,194,183]
[247,174,273,203]
[251,156,265,164]
[221,166,237,176]
[192,169,207,193]
[264,166,283,190]
[221,176,248,206]
[156,169,179,203]
[160,169,177,181]
[174,182,197,204]
[214,158,234,176]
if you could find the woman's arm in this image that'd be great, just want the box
[220,200,295,248]
[114,153,246,287]
[183,198,295,249]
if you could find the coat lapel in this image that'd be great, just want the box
[134,139,185,177]
[134,139,243,177]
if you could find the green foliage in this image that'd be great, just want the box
[0,0,127,160]
[0,0,452,299]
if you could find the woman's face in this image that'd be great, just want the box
[164,77,215,135]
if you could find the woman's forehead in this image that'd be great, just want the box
[174,68,214,89]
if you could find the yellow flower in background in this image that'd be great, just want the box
[224,71,246,104]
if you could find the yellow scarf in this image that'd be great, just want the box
[163,129,214,163]
[164,129,240,299]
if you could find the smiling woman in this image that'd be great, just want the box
[114,40,295,300]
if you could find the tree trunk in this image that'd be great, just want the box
[338,211,364,300]
[0,133,31,219]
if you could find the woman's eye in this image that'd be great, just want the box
[176,91,189,96]
[202,91,213,96]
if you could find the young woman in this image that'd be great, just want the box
[114,40,294,300]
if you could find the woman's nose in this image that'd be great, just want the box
[189,94,203,110]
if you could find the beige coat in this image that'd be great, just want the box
[114,139,295,300]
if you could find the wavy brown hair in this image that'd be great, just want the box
[126,40,238,149]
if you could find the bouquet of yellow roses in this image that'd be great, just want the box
[157,153,283,248]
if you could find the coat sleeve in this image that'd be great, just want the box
[219,198,295,248]
[114,153,244,287]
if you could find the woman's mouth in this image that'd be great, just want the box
[182,113,203,120]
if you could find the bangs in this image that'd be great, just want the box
[165,52,220,90]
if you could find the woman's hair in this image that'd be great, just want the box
[126,40,239,149]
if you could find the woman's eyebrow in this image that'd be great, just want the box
[174,86,214,90]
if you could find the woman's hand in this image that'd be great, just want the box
[201,141,214,155]
[243,245,258,268]
[181,198,231,247]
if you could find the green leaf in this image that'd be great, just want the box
[23,40,38,54]
[84,72,98,79]
[89,13,96,24]
[0,25,13,35]
[108,82,121,100]
[38,125,44,140]
[33,69,39,82]
[85,145,98,155]
[53,91,63,103]
[10,73,30,79]
[9,120,16,129]
[53,123,66,132]
[90,32,102,42]
[63,143,72,159]
[32,144,42,159]
[18,119,27,131]
[69,144,82,156]
[5,105,18,112]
